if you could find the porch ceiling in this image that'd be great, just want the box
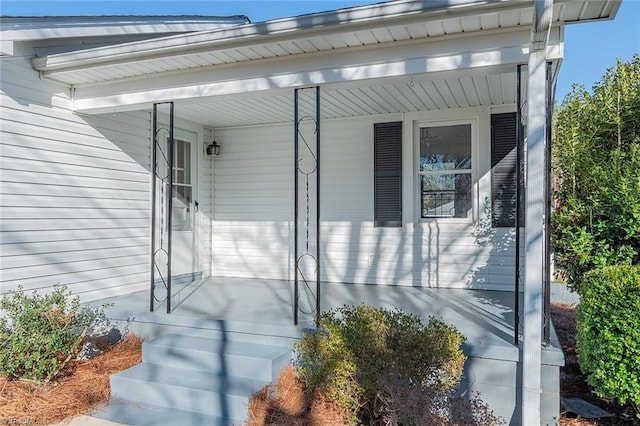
[174,65,528,128]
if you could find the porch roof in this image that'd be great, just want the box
[31,0,619,82]
[29,0,620,128]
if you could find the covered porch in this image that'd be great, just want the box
[29,0,561,310]
[27,1,620,423]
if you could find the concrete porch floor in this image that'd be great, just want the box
[96,276,537,358]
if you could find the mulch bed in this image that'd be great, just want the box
[0,335,142,425]
[247,365,349,426]
[551,303,639,425]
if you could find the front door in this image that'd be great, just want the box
[169,130,197,277]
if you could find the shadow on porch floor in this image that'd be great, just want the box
[97,276,531,356]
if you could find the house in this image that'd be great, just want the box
[0,1,621,424]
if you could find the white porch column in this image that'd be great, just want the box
[523,0,552,424]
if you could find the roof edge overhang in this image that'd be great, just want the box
[31,0,531,73]
[1,15,250,42]
[29,0,620,87]
[0,15,250,57]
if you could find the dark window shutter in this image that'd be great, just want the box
[491,113,523,227]
[374,122,402,227]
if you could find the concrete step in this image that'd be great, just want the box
[109,363,266,420]
[117,313,302,346]
[93,398,243,426]
[142,333,291,381]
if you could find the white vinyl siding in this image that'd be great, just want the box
[212,112,519,290]
[212,123,293,279]
[0,54,152,301]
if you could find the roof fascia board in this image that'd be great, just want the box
[1,16,249,42]
[32,0,530,72]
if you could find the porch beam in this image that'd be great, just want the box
[522,0,553,424]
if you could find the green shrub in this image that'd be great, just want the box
[577,265,640,416]
[0,285,103,382]
[294,305,471,424]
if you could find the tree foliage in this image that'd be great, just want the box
[552,55,640,291]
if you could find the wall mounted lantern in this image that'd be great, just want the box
[206,140,221,157]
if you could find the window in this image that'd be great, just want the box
[419,124,472,219]
[374,122,402,227]
[170,139,192,231]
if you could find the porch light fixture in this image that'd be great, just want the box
[206,140,221,157]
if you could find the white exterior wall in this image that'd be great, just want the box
[0,48,211,301]
[0,51,151,301]
[212,124,293,279]
[196,128,214,279]
[212,108,521,290]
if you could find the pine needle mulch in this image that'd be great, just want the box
[0,335,142,426]
[247,365,349,426]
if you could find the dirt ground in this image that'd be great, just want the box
[551,303,639,425]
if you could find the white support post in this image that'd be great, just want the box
[523,0,552,424]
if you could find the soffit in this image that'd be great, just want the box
[172,66,530,128]
[32,0,619,87]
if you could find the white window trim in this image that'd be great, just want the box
[413,117,478,225]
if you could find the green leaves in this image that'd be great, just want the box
[552,55,640,290]
[576,265,640,415]
[0,285,103,383]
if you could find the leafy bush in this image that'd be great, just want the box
[294,305,500,425]
[577,265,640,416]
[0,285,104,382]
[552,55,640,291]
